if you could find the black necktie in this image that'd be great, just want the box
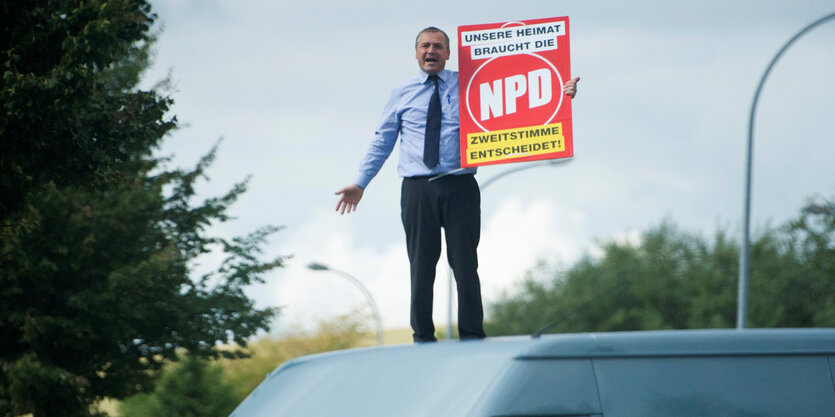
[423,74,441,168]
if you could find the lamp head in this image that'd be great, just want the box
[307,262,329,271]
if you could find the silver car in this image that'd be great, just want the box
[230,328,835,416]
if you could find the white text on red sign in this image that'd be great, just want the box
[480,69,552,121]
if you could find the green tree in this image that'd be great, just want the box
[773,197,835,326]
[0,2,283,416]
[1,0,171,224]
[0,146,283,417]
[484,213,832,336]
[119,355,238,417]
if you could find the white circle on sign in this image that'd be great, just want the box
[465,53,565,133]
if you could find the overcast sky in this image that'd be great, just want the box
[142,0,835,336]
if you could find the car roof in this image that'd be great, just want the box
[277,328,835,369]
[230,329,835,417]
[519,328,835,358]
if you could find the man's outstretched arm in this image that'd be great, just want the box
[335,184,364,215]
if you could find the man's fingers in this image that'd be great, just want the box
[562,76,580,98]
[336,198,357,215]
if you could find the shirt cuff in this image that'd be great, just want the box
[354,173,372,190]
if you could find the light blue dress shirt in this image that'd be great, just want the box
[354,69,477,189]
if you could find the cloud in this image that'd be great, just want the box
[479,197,587,300]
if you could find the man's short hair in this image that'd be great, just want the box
[415,27,449,50]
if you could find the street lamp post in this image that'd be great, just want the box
[445,158,575,339]
[737,11,835,329]
[307,262,384,346]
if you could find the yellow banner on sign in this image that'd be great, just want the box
[465,123,565,165]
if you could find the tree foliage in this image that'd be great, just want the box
[486,202,835,336]
[1,0,171,223]
[1,1,283,416]
[119,311,371,416]
[219,310,373,402]
[780,197,835,325]
[119,356,238,417]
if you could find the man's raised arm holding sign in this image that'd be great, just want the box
[335,26,578,343]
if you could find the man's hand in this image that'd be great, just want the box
[335,184,364,214]
[563,76,580,98]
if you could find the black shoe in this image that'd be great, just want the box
[413,335,438,343]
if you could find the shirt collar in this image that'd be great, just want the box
[419,69,449,84]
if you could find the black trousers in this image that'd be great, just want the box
[401,174,486,342]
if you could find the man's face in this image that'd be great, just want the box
[415,31,450,75]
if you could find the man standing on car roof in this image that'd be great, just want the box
[335,26,579,343]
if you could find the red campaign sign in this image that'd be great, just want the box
[458,16,573,167]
